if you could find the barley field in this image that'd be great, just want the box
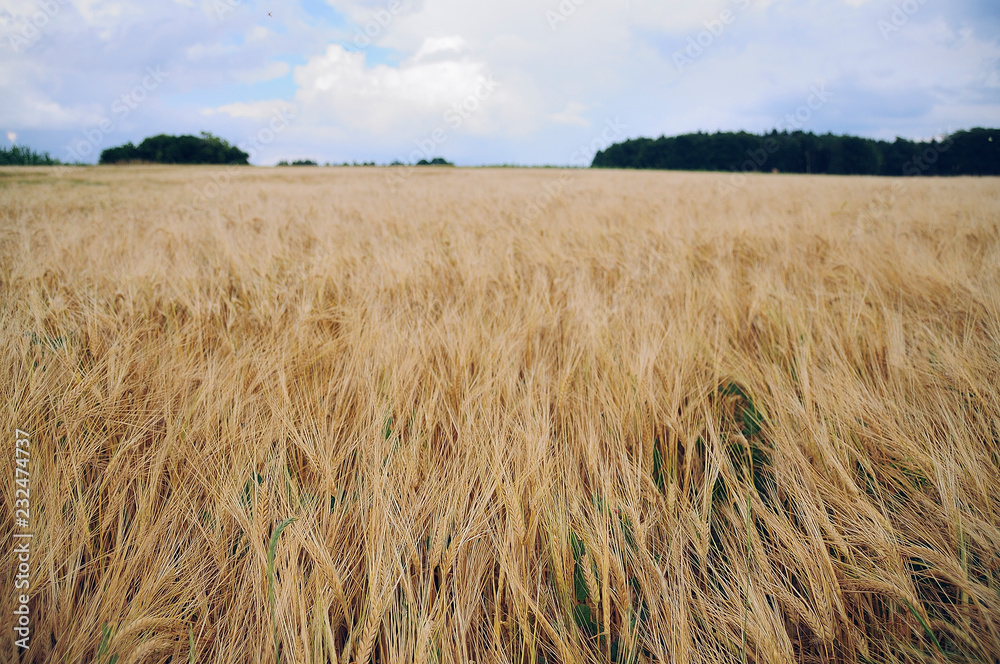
[2,166,1000,664]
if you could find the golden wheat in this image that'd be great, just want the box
[2,165,999,664]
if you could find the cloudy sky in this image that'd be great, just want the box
[1,0,998,165]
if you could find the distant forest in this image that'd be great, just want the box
[591,127,1000,176]
[99,133,249,165]
[0,145,59,166]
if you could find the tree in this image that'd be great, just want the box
[100,133,249,165]
[416,157,454,166]
[0,145,60,166]
[590,128,1000,176]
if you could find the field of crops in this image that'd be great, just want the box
[2,166,999,663]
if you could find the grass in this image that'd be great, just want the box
[1,165,999,663]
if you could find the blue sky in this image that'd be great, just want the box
[1,0,998,165]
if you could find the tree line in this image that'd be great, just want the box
[99,133,249,165]
[591,128,1000,176]
[0,145,59,166]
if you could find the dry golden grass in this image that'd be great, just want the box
[2,165,1000,664]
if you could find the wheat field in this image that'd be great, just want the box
[2,166,1000,664]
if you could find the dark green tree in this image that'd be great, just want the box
[592,128,1000,176]
[100,133,249,165]
[0,145,60,165]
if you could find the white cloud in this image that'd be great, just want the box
[0,64,94,129]
[549,101,590,127]
[1,0,998,164]
[622,0,785,34]
[185,41,239,60]
[247,25,271,42]
[292,41,501,135]
[233,60,290,84]
[413,35,466,61]
[68,0,141,40]
[202,99,297,119]
[322,0,419,25]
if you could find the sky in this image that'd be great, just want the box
[1,0,998,166]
